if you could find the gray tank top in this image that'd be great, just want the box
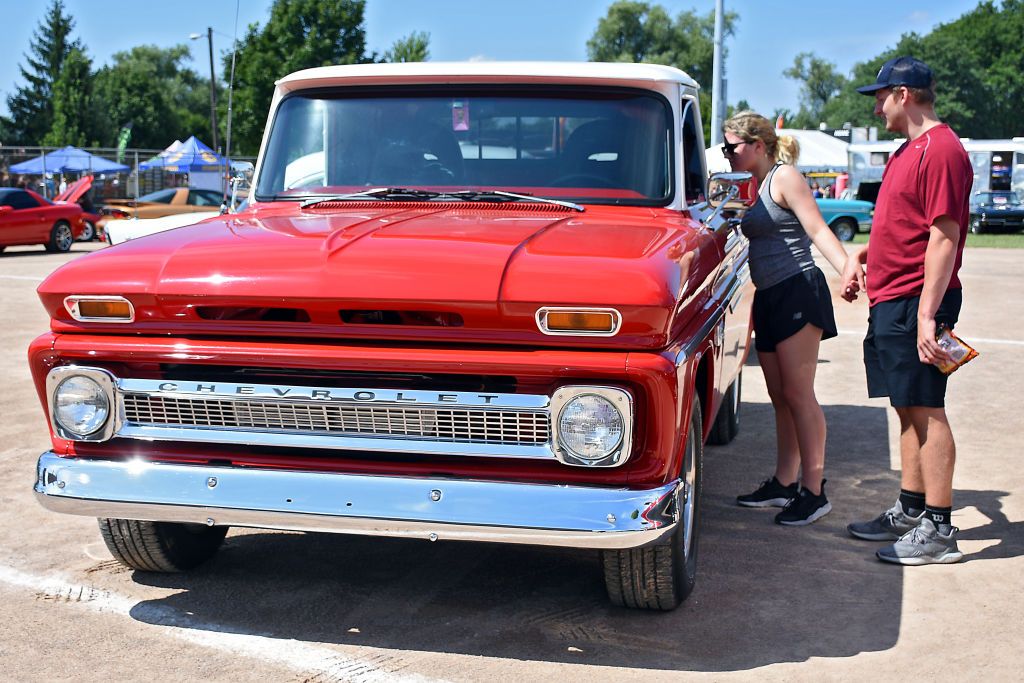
[740,163,816,289]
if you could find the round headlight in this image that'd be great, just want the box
[557,393,624,461]
[54,376,110,436]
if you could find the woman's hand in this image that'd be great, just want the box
[840,254,866,302]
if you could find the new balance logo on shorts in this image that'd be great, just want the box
[793,312,803,320]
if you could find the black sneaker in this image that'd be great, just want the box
[737,476,799,508]
[775,480,832,526]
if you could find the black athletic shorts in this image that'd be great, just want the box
[752,267,838,352]
[864,289,962,408]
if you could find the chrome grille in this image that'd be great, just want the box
[122,394,550,445]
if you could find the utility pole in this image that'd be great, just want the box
[710,0,725,146]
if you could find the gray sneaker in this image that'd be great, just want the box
[847,501,924,541]
[876,518,964,565]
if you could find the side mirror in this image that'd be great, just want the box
[708,172,756,212]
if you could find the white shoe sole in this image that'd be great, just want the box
[848,527,905,541]
[777,502,833,526]
[876,549,964,565]
[737,497,792,508]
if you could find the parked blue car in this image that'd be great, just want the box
[815,198,873,241]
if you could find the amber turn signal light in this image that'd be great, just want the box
[64,296,135,322]
[536,307,621,336]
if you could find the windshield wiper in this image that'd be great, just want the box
[444,190,584,212]
[300,187,584,212]
[300,188,440,208]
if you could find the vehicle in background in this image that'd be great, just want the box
[815,197,873,241]
[970,190,1024,234]
[103,211,221,245]
[53,176,102,241]
[98,187,226,227]
[104,175,249,246]
[0,188,86,253]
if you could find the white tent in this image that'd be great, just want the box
[705,129,849,174]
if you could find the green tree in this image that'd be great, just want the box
[228,0,372,154]
[587,1,737,140]
[384,31,429,63]
[42,47,94,146]
[783,52,846,128]
[818,0,1023,138]
[92,45,211,149]
[6,0,81,144]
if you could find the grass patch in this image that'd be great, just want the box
[850,231,1024,248]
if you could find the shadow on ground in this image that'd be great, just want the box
[119,399,961,672]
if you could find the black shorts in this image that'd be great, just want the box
[864,289,962,408]
[752,267,838,352]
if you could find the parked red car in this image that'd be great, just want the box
[29,62,754,610]
[0,188,86,253]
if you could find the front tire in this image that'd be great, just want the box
[45,221,74,252]
[707,371,742,445]
[79,221,96,242]
[831,218,857,242]
[98,518,228,572]
[602,396,703,610]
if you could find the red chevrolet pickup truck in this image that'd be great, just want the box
[30,62,753,610]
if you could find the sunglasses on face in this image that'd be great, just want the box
[722,139,749,155]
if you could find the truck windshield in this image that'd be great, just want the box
[255,87,673,206]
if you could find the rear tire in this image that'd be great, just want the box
[707,371,741,445]
[970,218,984,234]
[45,221,74,252]
[602,396,703,610]
[831,218,857,242]
[98,518,228,572]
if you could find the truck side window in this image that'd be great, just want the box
[681,99,707,205]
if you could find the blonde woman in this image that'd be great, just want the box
[723,111,865,525]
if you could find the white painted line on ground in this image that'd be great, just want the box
[838,329,1024,346]
[0,275,45,281]
[0,563,441,683]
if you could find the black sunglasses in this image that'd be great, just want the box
[722,139,749,156]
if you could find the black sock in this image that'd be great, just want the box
[899,489,926,516]
[925,505,952,530]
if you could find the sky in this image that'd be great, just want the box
[1,0,982,121]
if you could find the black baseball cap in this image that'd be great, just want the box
[856,56,934,95]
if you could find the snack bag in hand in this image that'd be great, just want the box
[935,326,979,375]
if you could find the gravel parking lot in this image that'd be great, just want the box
[1,242,1020,682]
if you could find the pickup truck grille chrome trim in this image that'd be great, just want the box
[122,394,550,445]
[45,369,634,464]
[107,375,555,458]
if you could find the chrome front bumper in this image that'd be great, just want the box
[34,452,681,549]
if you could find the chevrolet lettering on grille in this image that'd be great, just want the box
[149,381,544,408]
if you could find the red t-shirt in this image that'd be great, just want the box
[867,124,972,305]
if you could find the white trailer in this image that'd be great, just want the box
[848,137,1024,200]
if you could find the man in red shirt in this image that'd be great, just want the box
[840,56,973,565]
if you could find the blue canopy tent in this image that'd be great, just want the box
[10,146,130,174]
[139,136,225,172]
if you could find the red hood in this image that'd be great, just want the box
[38,202,720,348]
[54,175,92,204]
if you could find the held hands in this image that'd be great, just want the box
[917,316,953,366]
[840,256,866,302]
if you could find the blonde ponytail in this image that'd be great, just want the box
[775,135,800,165]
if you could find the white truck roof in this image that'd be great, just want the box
[276,61,698,93]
